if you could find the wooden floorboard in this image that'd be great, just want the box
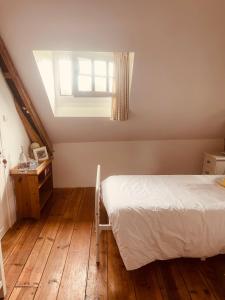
[198,255,225,300]
[2,187,225,300]
[131,263,163,300]
[1,221,30,262]
[156,260,191,300]
[34,190,80,300]
[176,259,217,300]
[8,287,37,300]
[85,224,108,300]
[85,196,108,300]
[57,188,94,300]
[107,232,136,300]
[3,219,47,299]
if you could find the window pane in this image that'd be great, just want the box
[95,77,106,92]
[78,58,92,75]
[78,75,92,91]
[109,77,113,93]
[59,58,72,95]
[108,62,114,77]
[94,60,106,76]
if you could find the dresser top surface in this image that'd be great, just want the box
[10,159,52,176]
[205,152,225,161]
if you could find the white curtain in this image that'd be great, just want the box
[111,52,130,121]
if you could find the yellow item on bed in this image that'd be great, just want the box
[216,178,225,187]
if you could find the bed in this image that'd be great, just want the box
[95,165,225,270]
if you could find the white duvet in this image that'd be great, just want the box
[101,175,225,270]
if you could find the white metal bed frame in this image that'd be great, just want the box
[95,165,111,263]
[95,165,206,265]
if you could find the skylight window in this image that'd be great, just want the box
[77,58,92,92]
[33,50,134,118]
[57,55,114,96]
[59,58,72,96]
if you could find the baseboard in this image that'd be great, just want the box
[53,187,94,191]
[0,226,8,240]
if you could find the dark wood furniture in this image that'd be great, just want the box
[10,159,53,220]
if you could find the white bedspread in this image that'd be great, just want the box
[101,175,225,270]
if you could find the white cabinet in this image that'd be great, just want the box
[202,153,225,175]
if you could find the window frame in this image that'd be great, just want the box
[53,51,114,99]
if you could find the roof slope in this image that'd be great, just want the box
[0,0,225,143]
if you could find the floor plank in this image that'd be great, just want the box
[2,187,225,300]
[85,194,108,300]
[16,217,61,287]
[199,255,225,300]
[8,287,37,300]
[85,223,108,300]
[16,190,75,287]
[131,263,163,300]
[3,220,47,299]
[33,219,74,300]
[34,190,81,300]
[2,192,61,299]
[156,260,191,300]
[107,232,136,300]
[177,258,216,300]
[2,221,30,262]
[57,188,94,300]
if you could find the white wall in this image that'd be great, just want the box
[53,139,223,187]
[0,71,30,232]
[1,0,225,143]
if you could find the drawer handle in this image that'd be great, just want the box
[205,171,209,174]
[206,160,211,164]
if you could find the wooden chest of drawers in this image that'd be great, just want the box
[202,153,225,175]
[10,159,53,220]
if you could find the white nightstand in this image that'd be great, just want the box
[202,152,225,175]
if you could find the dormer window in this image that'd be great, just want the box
[34,50,134,118]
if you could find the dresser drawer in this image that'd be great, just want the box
[202,168,215,175]
[202,156,215,174]
[202,153,225,175]
[215,161,225,174]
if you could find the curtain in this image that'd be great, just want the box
[111,52,130,121]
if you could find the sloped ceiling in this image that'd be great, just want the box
[0,0,225,143]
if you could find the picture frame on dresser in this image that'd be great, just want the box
[33,146,49,162]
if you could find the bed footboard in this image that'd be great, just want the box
[95,165,111,264]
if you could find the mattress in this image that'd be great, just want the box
[101,175,225,270]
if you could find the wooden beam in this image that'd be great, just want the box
[14,102,44,148]
[0,36,53,154]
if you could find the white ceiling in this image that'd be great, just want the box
[1,0,225,143]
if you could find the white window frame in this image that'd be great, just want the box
[53,51,114,99]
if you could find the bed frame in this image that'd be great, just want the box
[95,165,111,263]
[95,165,206,265]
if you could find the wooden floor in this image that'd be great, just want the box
[2,188,225,300]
